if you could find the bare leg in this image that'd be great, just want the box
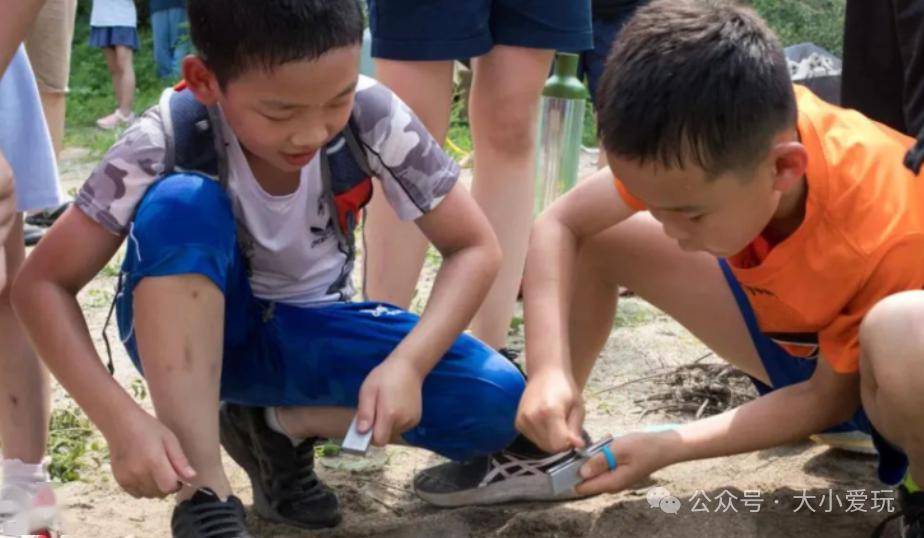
[362,60,455,307]
[102,47,122,109]
[133,274,230,501]
[113,45,135,116]
[467,46,554,348]
[567,213,769,389]
[275,406,405,444]
[276,407,354,440]
[858,291,924,486]
[0,217,49,464]
[37,92,66,157]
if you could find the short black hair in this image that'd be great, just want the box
[187,0,364,87]
[597,0,797,176]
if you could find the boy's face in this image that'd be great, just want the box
[199,46,361,174]
[608,143,804,258]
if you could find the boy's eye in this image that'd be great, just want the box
[327,97,352,109]
[262,112,293,122]
[687,213,706,223]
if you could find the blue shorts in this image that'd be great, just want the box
[367,0,592,61]
[115,173,526,462]
[720,260,908,485]
[578,4,647,106]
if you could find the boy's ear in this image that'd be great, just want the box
[769,141,808,193]
[182,56,221,106]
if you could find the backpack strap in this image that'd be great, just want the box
[158,87,229,187]
[344,118,374,178]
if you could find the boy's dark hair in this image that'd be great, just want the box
[596,0,797,176]
[187,0,364,87]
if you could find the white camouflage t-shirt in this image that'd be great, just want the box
[76,75,459,306]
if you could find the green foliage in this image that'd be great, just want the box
[508,315,524,335]
[47,407,104,483]
[130,379,148,401]
[316,440,342,458]
[749,0,846,56]
[445,87,474,160]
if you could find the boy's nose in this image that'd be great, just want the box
[290,126,329,149]
[662,222,691,242]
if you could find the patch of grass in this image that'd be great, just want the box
[83,287,114,309]
[47,407,105,483]
[614,298,662,328]
[750,0,846,56]
[445,88,474,161]
[582,104,598,148]
[129,379,148,401]
[508,315,524,336]
[316,440,342,458]
[99,258,122,278]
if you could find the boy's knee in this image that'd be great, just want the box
[468,359,526,451]
[860,291,924,371]
[131,173,234,247]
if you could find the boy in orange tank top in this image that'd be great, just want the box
[511,1,924,535]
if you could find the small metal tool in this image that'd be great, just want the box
[341,414,373,456]
[547,435,614,494]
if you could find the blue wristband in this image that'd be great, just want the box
[601,444,618,471]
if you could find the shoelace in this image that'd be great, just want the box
[480,450,573,487]
[189,499,247,538]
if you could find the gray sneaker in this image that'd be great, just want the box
[414,436,582,507]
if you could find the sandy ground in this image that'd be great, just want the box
[39,150,899,537]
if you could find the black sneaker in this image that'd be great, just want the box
[414,434,584,507]
[25,202,71,228]
[172,488,252,538]
[218,403,341,529]
[23,223,44,246]
[872,484,924,538]
[497,347,526,378]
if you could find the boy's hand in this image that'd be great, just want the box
[106,411,197,498]
[575,432,673,495]
[516,370,585,453]
[356,359,424,446]
[0,151,14,288]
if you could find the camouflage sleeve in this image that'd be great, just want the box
[351,75,460,221]
[75,106,167,235]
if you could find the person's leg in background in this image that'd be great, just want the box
[24,0,77,157]
[466,46,553,348]
[114,45,135,118]
[363,0,591,350]
[464,0,591,349]
[101,47,123,112]
[150,8,173,79]
[167,7,190,80]
[0,46,63,535]
[361,59,455,308]
[24,0,76,235]
[0,217,49,476]
[97,44,136,129]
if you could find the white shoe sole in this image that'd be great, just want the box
[415,474,584,508]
